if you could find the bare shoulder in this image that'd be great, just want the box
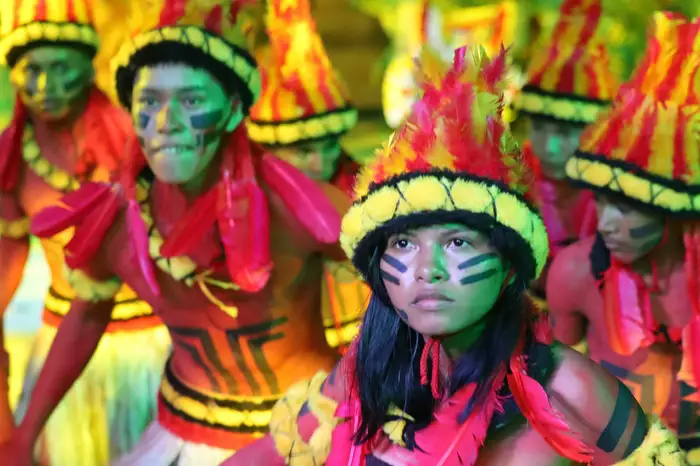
[548,236,596,289]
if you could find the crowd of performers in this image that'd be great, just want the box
[0,0,697,464]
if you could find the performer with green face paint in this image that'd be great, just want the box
[514,0,620,270]
[0,0,353,464]
[224,44,686,466]
[246,0,367,353]
[0,0,170,464]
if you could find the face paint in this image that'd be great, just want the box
[11,46,93,122]
[131,64,239,185]
[271,139,342,181]
[595,195,665,264]
[529,118,584,180]
[381,224,508,337]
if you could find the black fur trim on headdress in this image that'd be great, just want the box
[115,41,256,111]
[6,40,96,68]
[351,209,537,287]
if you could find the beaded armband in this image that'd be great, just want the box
[67,269,122,302]
[613,416,687,465]
[269,371,338,466]
[0,217,29,239]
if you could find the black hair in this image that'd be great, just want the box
[115,36,256,112]
[352,223,535,448]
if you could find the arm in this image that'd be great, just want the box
[546,242,589,346]
[549,344,686,464]
[0,194,30,442]
[9,260,121,459]
[222,354,351,465]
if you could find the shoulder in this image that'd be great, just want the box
[546,236,596,312]
[30,181,127,269]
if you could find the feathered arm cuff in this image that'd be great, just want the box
[612,416,688,465]
[269,371,339,465]
[0,217,29,239]
[67,268,122,302]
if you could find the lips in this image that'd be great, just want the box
[412,291,454,311]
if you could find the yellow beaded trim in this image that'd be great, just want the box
[515,90,607,125]
[0,22,98,66]
[246,108,358,146]
[44,288,152,321]
[137,182,241,317]
[0,217,30,239]
[611,416,686,465]
[269,371,338,466]
[112,26,260,107]
[22,126,80,193]
[565,154,697,216]
[159,372,279,430]
[66,268,122,302]
[340,174,549,278]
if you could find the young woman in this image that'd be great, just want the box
[223,45,685,465]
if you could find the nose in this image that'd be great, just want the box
[155,100,183,134]
[36,72,49,95]
[415,243,448,283]
[597,204,620,236]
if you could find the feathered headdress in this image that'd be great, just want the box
[566,11,700,401]
[111,0,260,110]
[341,45,548,284]
[514,0,620,125]
[0,0,99,67]
[246,0,357,147]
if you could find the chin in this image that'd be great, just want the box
[410,315,459,337]
[149,167,191,184]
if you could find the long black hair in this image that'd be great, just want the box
[352,224,536,447]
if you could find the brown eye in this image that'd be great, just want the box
[391,238,411,249]
[447,238,469,249]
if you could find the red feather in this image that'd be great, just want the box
[260,155,341,244]
[126,199,160,295]
[64,189,120,268]
[0,101,27,191]
[602,261,655,355]
[233,181,272,291]
[159,187,218,258]
[30,182,114,239]
[216,174,272,292]
[410,375,504,466]
[159,0,186,25]
[507,355,594,463]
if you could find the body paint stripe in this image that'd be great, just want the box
[622,403,648,458]
[382,255,407,272]
[458,253,499,270]
[381,270,400,285]
[190,109,225,130]
[596,380,634,453]
[460,268,498,285]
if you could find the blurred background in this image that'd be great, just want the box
[1,0,699,407]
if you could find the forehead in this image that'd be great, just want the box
[17,46,89,66]
[532,117,583,133]
[133,64,223,95]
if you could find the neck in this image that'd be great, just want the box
[438,320,486,362]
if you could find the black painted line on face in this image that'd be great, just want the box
[190,109,224,130]
[61,72,85,94]
[382,254,408,273]
[137,112,150,129]
[629,222,662,239]
[460,268,499,285]
[381,270,400,285]
[457,253,499,270]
